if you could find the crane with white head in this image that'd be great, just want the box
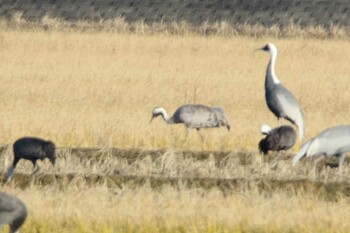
[259,124,296,155]
[257,43,304,143]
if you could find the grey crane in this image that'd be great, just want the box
[0,192,27,233]
[150,104,230,131]
[293,125,350,174]
[4,137,56,183]
[257,43,304,143]
[259,124,296,155]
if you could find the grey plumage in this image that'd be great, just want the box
[4,137,56,182]
[150,104,230,130]
[293,125,350,172]
[258,43,304,143]
[0,192,27,233]
[259,124,296,155]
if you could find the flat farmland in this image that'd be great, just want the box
[0,24,350,151]
[2,146,350,232]
[1,21,350,232]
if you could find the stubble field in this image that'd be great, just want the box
[1,19,350,232]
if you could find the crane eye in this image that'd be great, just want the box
[262,45,269,51]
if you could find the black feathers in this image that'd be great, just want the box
[259,125,296,155]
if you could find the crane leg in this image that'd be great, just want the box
[312,156,325,180]
[32,163,40,175]
[194,128,204,142]
[270,151,282,169]
[278,118,284,126]
[259,152,264,164]
[184,128,190,139]
[338,154,345,175]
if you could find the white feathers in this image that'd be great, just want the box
[265,43,280,84]
[260,124,272,135]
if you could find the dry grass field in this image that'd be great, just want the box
[0,18,350,151]
[1,142,350,232]
[1,18,350,232]
[3,148,350,233]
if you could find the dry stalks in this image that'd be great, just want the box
[1,178,350,232]
[1,12,350,39]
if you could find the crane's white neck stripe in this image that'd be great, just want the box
[157,108,172,123]
[269,51,280,84]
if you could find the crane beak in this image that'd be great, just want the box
[149,115,155,123]
[255,47,263,51]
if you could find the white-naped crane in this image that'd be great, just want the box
[257,43,304,143]
[293,125,350,175]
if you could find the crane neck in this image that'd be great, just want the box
[159,108,174,124]
[265,51,280,89]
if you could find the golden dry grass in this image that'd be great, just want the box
[2,147,350,232]
[0,22,349,151]
[2,181,350,233]
[0,18,350,233]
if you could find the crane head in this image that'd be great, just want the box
[150,107,163,123]
[256,43,277,55]
[260,124,272,135]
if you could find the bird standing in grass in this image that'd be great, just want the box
[293,125,350,175]
[150,104,231,132]
[257,43,304,143]
[259,124,296,156]
[0,192,27,233]
[4,137,56,182]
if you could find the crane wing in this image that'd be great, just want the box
[175,105,219,128]
[314,125,350,156]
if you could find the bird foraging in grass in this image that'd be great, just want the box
[150,104,231,131]
[259,124,296,155]
[293,125,350,176]
[4,137,56,183]
[258,124,296,165]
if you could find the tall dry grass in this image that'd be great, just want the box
[0,23,349,151]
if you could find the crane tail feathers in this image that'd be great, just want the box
[292,140,311,165]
